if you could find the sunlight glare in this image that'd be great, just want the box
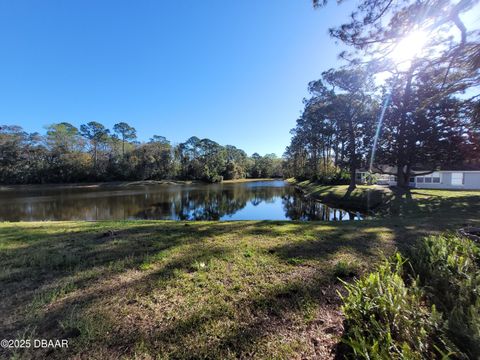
[390,30,428,69]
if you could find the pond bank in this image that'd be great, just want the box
[289,179,480,219]
[222,177,281,183]
[0,180,198,191]
[0,178,281,191]
[289,179,391,212]
[125,178,282,186]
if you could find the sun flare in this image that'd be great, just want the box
[390,30,428,67]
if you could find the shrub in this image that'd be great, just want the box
[411,234,480,359]
[340,253,453,359]
[210,174,223,183]
[312,168,350,185]
[364,172,378,185]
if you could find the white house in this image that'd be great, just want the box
[356,168,480,190]
[408,171,480,190]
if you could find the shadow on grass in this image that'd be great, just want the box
[0,220,379,358]
[379,187,480,220]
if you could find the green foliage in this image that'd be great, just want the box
[314,166,351,185]
[0,123,281,184]
[250,152,283,178]
[310,0,480,187]
[113,122,137,157]
[341,234,480,359]
[283,68,379,187]
[411,234,480,359]
[340,253,453,359]
[0,125,47,184]
[224,145,248,180]
[364,172,378,185]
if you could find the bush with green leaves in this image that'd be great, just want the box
[411,234,480,359]
[364,172,378,185]
[340,253,454,359]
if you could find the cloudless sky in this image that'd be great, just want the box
[0,0,357,156]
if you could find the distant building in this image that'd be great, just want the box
[408,171,480,190]
[356,166,480,190]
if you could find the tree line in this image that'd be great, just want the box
[284,0,479,189]
[0,122,283,184]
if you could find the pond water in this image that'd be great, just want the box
[0,180,363,221]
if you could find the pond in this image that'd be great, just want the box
[0,180,363,221]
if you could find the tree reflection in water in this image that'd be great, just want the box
[281,193,362,221]
[0,181,363,221]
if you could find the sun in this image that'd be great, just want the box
[390,30,428,68]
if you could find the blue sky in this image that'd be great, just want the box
[0,0,355,156]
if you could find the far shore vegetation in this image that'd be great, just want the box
[0,123,283,185]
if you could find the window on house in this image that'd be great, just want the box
[356,173,362,180]
[409,177,415,183]
[418,172,441,184]
[432,172,440,183]
[451,172,463,185]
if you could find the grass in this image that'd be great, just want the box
[292,180,391,211]
[2,221,373,359]
[1,187,479,359]
[292,179,480,216]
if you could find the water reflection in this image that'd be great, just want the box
[0,181,363,222]
[282,193,361,221]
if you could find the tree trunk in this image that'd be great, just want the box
[322,147,327,174]
[347,119,356,191]
[334,138,339,166]
[349,162,356,191]
[93,143,97,170]
[397,167,406,187]
[340,140,345,164]
[396,68,414,188]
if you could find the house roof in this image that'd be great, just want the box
[358,161,480,174]
[357,165,397,174]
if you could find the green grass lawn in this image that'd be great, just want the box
[1,188,480,359]
[292,179,480,215]
[291,180,391,211]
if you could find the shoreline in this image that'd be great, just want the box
[289,179,392,212]
[0,178,284,191]
[221,178,282,184]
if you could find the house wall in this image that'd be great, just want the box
[465,173,480,189]
[414,172,480,190]
[357,169,480,189]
